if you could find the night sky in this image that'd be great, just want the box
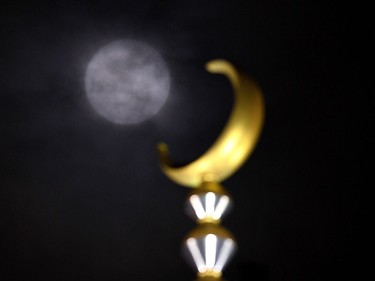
[1,1,369,281]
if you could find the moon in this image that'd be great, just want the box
[85,40,170,124]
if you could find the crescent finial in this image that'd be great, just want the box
[157,59,264,188]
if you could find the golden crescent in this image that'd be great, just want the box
[157,59,264,188]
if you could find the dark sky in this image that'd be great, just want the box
[0,1,369,281]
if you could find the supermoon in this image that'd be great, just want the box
[85,40,170,124]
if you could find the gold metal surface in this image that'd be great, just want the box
[189,181,226,194]
[198,271,222,279]
[157,59,264,188]
[184,223,236,241]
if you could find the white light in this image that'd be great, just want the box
[205,234,217,269]
[212,195,229,220]
[187,238,206,273]
[84,40,170,124]
[190,195,206,220]
[214,238,235,272]
[205,192,216,217]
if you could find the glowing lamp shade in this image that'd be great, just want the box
[186,191,232,223]
[182,225,237,278]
